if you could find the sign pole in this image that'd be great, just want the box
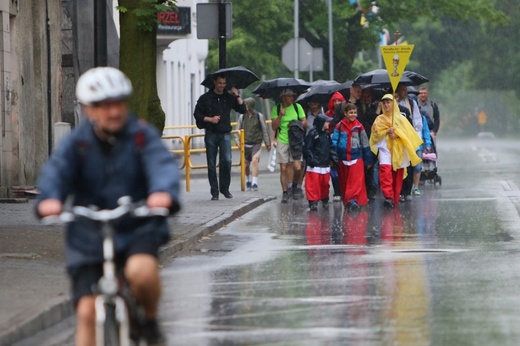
[294,0,299,78]
[218,0,226,69]
[94,0,108,67]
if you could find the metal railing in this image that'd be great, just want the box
[162,125,246,192]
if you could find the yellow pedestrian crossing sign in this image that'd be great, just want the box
[380,44,414,92]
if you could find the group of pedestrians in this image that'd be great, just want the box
[193,73,441,212]
[271,82,441,211]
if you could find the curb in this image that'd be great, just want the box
[0,195,276,346]
[159,195,276,261]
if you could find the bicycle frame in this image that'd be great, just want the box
[95,220,131,346]
[43,197,168,346]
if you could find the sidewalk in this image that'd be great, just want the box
[0,163,280,345]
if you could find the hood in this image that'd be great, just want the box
[313,114,332,133]
[326,91,346,116]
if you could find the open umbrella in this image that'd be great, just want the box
[252,77,310,101]
[402,71,429,86]
[201,66,259,90]
[353,69,429,88]
[296,80,352,105]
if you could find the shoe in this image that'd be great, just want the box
[292,186,299,200]
[412,188,421,196]
[211,195,219,201]
[296,187,304,199]
[333,195,341,202]
[142,319,166,346]
[252,184,258,191]
[405,195,413,202]
[246,182,252,191]
[221,191,233,199]
[399,195,405,203]
[309,202,318,211]
[347,200,360,212]
[281,191,290,203]
[322,199,329,209]
[383,198,394,209]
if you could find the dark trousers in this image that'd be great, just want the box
[401,165,413,196]
[205,131,232,196]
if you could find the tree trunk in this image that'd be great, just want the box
[118,0,165,131]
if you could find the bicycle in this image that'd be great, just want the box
[43,196,169,346]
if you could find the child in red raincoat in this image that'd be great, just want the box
[331,102,373,211]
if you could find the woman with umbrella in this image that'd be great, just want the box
[369,94,423,209]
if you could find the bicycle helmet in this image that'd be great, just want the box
[75,67,133,105]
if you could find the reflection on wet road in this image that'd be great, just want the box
[161,139,520,345]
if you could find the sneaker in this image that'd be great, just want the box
[292,186,299,200]
[347,200,360,212]
[142,319,166,346]
[321,199,329,209]
[399,195,405,203]
[405,195,413,202]
[412,188,421,196]
[211,195,219,201]
[246,182,252,191]
[281,191,290,203]
[333,195,341,202]
[309,201,318,211]
[383,198,394,209]
[296,187,304,199]
[252,184,258,191]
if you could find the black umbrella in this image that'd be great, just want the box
[354,69,429,87]
[403,71,429,86]
[252,77,311,101]
[296,80,352,105]
[201,66,259,90]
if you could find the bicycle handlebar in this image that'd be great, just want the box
[41,196,169,225]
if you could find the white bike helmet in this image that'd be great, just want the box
[75,67,133,105]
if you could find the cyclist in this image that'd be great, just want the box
[36,67,181,346]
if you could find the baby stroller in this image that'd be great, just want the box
[420,139,442,186]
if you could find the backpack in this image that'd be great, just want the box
[238,111,262,130]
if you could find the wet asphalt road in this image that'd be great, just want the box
[161,138,520,346]
[15,138,520,345]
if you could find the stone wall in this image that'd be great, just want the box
[0,0,62,195]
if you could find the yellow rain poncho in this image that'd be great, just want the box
[369,95,423,172]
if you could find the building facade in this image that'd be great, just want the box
[0,0,62,197]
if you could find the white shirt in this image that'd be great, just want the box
[376,137,409,168]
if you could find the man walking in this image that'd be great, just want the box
[271,89,307,203]
[236,98,271,191]
[417,87,440,138]
[194,74,246,200]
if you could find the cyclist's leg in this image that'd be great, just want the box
[125,253,161,318]
[69,264,102,345]
[76,295,96,346]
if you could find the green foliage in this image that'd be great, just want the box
[205,0,293,80]
[208,0,506,85]
[117,0,177,32]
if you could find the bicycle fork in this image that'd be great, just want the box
[95,222,131,346]
[95,295,130,346]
